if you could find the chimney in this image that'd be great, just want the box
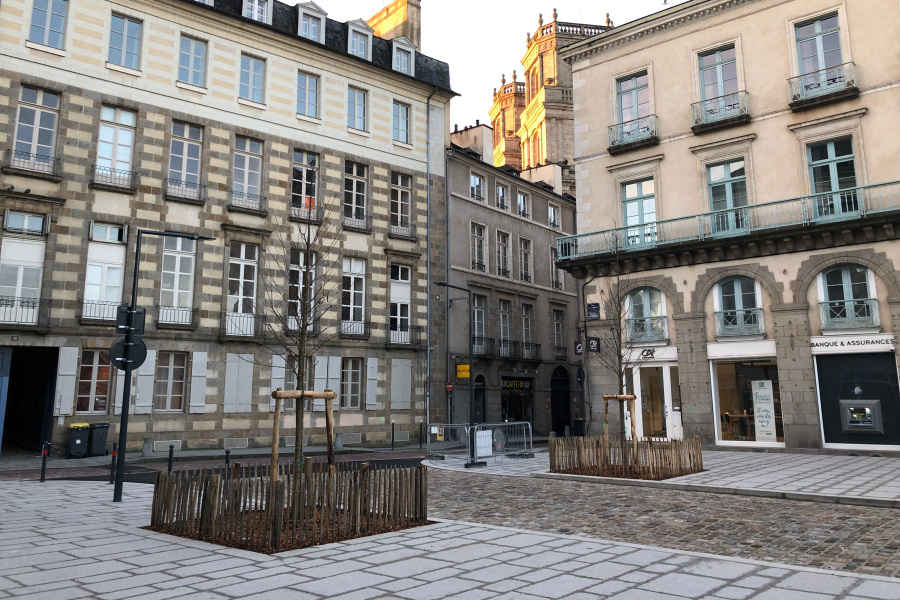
[454,124,458,132]
[476,119,480,126]
[367,0,422,51]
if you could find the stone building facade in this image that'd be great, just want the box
[558,0,900,453]
[0,0,453,454]
[446,125,581,436]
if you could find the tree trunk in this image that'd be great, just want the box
[293,255,312,514]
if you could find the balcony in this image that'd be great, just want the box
[164,179,205,204]
[342,213,372,234]
[789,62,858,111]
[714,309,763,337]
[91,164,137,192]
[472,260,486,273]
[388,220,417,241]
[518,207,529,219]
[820,299,879,331]
[0,296,50,327]
[387,325,423,348]
[520,271,532,283]
[498,266,510,278]
[608,115,658,155]
[626,316,667,344]
[472,336,495,357]
[498,339,521,359]
[340,320,370,339]
[158,306,198,329]
[498,201,508,211]
[551,278,563,290]
[554,345,567,359]
[287,314,317,333]
[2,150,61,182]
[220,312,267,340]
[522,343,541,361]
[558,180,900,263]
[290,204,324,225]
[691,91,750,134]
[470,193,485,203]
[81,301,118,322]
[549,219,560,229]
[228,191,267,215]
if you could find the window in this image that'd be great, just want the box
[160,237,195,324]
[497,232,510,277]
[708,160,747,233]
[108,15,141,70]
[519,238,531,283]
[796,15,842,79]
[717,277,760,336]
[393,102,410,144]
[617,72,650,126]
[289,249,315,331]
[390,264,411,344]
[471,224,485,271]
[226,243,258,337]
[623,179,656,247]
[84,236,124,320]
[239,55,264,103]
[297,73,319,118]
[700,47,737,102]
[245,0,266,22]
[499,299,511,357]
[292,151,317,218]
[168,122,202,199]
[342,258,365,326]
[29,0,67,49]
[628,287,664,342]
[155,352,187,411]
[548,204,560,228]
[343,161,367,225]
[301,14,320,41]
[517,192,529,218]
[522,303,534,349]
[472,294,486,353]
[715,361,783,443]
[5,212,45,234]
[821,265,876,329]
[341,358,363,409]
[76,350,111,413]
[809,138,857,217]
[551,247,562,289]
[13,86,59,172]
[97,106,135,184]
[390,173,411,236]
[91,222,125,243]
[395,48,411,74]
[496,185,508,210]
[350,31,368,59]
[347,88,366,130]
[470,174,484,201]
[553,310,565,349]
[178,37,206,87]
[0,239,44,324]
[233,137,262,206]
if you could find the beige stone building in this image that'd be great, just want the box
[488,10,610,196]
[0,0,454,454]
[558,0,900,453]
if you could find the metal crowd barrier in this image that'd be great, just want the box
[427,422,534,461]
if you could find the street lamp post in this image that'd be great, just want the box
[113,230,214,502]
[436,281,484,468]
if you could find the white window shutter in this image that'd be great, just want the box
[327,356,341,411]
[43,214,51,234]
[189,351,207,414]
[270,354,286,413]
[365,357,378,410]
[390,358,411,410]
[237,353,254,413]
[121,224,128,243]
[3,209,9,231]
[88,220,95,240]
[312,355,327,411]
[134,350,156,414]
[55,347,79,416]
[224,353,239,413]
[114,370,125,415]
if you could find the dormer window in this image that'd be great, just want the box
[302,15,319,40]
[351,31,368,59]
[242,0,272,25]
[347,20,373,61]
[395,49,410,74]
[297,2,326,44]
[391,37,416,77]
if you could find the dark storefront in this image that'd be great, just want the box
[502,378,533,425]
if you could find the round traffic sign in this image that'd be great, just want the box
[109,335,148,372]
[446,381,453,392]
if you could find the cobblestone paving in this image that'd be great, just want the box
[2,480,900,600]
[428,467,900,578]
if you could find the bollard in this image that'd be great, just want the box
[109,443,117,484]
[419,420,423,450]
[225,449,231,488]
[39,441,50,483]
[167,444,174,474]
[391,421,395,451]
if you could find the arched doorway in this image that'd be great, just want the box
[550,367,572,436]
[474,375,486,423]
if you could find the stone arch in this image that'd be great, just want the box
[792,250,900,303]
[618,275,685,315]
[691,263,784,313]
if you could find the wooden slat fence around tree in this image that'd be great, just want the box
[149,460,428,553]
[549,435,703,480]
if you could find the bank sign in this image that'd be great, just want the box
[810,334,895,355]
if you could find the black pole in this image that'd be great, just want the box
[39,441,49,482]
[225,449,231,490]
[109,443,117,484]
[391,421,395,451]
[419,420,423,449]
[167,444,174,474]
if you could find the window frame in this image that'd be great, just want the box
[289,249,316,332]
[168,121,203,199]
[343,161,368,221]
[470,222,486,272]
[28,0,68,50]
[390,172,411,227]
[347,87,367,131]
[496,184,508,210]
[340,357,363,409]
[292,150,318,214]
[391,37,416,76]
[97,105,136,176]
[553,309,565,348]
[392,102,410,144]
[341,258,366,324]
[233,136,263,200]
[517,192,530,218]
[698,46,738,102]
[239,54,265,104]
[470,173,485,201]
[154,351,189,412]
[13,86,60,167]
[178,36,207,88]
[496,230,510,278]
[548,203,560,228]
[622,178,657,248]
[241,0,272,25]
[473,295,486,338]
[795,13,842,76]
[226,242,258,315]
[518,237,532,282]
[108,14,142,71]
[347,23,373,60]
[76,349,112,414]
[617,71,650,125]
[808,137,858,218]
[296,72,319,118]
[550,246,562,290]
[160,236,196,323]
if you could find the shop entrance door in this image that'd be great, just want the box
[624,362,683,440]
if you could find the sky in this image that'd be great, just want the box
[324,0,692,129]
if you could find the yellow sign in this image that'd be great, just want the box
[456,364,470,378]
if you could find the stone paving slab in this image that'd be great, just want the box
[3,480,900,599]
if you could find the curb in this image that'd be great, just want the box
[533,471,900,509]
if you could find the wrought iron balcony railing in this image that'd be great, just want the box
[498,201,508,211]
[3,150,60,176]
[0,296,49,326]
[626,316,667,343]
[81,300,119,321]
[549,219,560,229]
[789,62,856,106]
[558,180,900,261]
[472,336,494,356]
[819,299,879,330]
[498,339,521,359]
[551,278,563,290]
[229,191,266,211]
[520,271,532,283]
[291,204,324,224]
[554,345,567,359]
[472,260,486,272]
[498,266,510,278]
[388,220,417,240]
[220,312,267,338]
[158,306,198,327]
[342,213,372,233]
[470,193,485,202]
[388,325,422,347]
[522,342,541,361]
[691,91,750,129]
[340,320,370,338]
[165,178,205,201]
[714,309,763,337]
[518,207,529,218]
[608,115,658,152]
[92,164,137,189]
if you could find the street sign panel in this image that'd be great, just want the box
[446,381,453,392]
[456,364,470,378]
[116,306,146,336]
[574,341,583,355]
[587,303,600,320]
[588,337,600,353]
[109,335,148,371]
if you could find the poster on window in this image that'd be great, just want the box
[751,380,776,442]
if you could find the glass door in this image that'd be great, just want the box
[809,138,857,218]
[623,179,656,249]
[627,363,683,440]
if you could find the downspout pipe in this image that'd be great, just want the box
[425,87,437,430]
[444,147,456,424]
